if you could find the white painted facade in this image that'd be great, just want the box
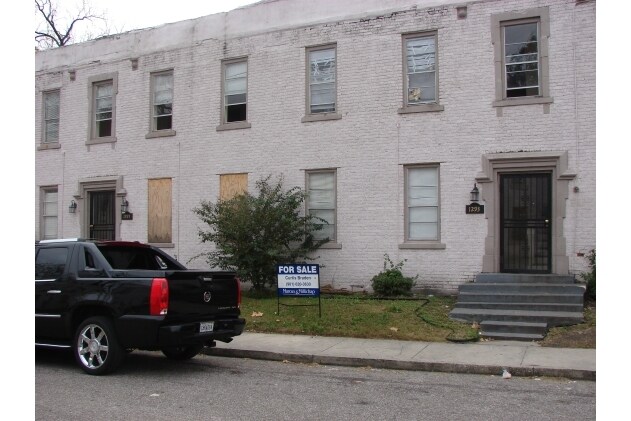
[35,0,596,294]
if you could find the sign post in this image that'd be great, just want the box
[277,264,321,317]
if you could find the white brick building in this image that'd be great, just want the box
[35,0,596,294]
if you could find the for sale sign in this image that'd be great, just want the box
[277,264,320,297]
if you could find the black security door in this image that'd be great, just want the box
[89,191,115,240]
[500,173,552,273]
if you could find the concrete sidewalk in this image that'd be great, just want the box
[205,332,596,381]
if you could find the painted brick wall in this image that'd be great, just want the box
[35,0,596,294]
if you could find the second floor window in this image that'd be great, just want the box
[151,71,173,131]
[307,45,337,114]
[43,90,60,143]
[93,80,113,138]
[223,60,248,123]
[503,20,540,98]
[404,33,437,105]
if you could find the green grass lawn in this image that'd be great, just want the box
[240,294,479,342]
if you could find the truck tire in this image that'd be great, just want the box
[161,344,204,360]
[73,316,124,375]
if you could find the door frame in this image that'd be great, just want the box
[74,175,127,241]
[475,151,575,274]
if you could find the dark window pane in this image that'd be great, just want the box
[156,115,172,130]
[97,120,112,137]
[226,104,246,122]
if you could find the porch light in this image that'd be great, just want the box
[69,200,77,213]
[121,198,129,214]
[470,184,480,203]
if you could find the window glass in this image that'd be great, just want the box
[95,81,113,137]
[36,247,68,280]
[307,171,336,241]
[407,167,439,241]
[43,90,60,143]
[406,35,436,104]
[224,61,247,122]
[41,188,58,240]
[309,48,336,113]
[152,72,173,130]
[504,22,539,97]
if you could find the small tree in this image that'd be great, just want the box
[193,175,329,292]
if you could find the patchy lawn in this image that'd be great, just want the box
[538,300,596,349]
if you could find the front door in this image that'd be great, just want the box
[89,190,115,240]
[500,173,552,273]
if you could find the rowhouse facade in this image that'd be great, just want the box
[35,0,596,294]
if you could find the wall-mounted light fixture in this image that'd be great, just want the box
[69,200,77,214]
[469,183,480,203]
[466,184,484,214]
[121,198,129,215]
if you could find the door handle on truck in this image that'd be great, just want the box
[47,290,62,294]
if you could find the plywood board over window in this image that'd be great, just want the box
[220,173,248,201]
[148,178,172,244]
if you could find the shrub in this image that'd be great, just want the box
[192,175,329,292]
[371,254,417,297]
[580,249,596,300]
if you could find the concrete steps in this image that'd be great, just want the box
[449,273,586,341]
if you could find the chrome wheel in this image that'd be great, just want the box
[77,323,109,369]
[73,317,123,375]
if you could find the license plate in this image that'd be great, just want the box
[199,322,214,333]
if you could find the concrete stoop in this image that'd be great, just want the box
[449,274,586,341]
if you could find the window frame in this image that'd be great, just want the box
[302,43,341,123]
[217,57,251,131]
[40,186,59,241]
[400,164,446,249]
[146,69,176,138]
[398,31,444,114]
[306,169,340,248]
[87,73,118,144]
[491,7,552,107]
[41,89,61,146]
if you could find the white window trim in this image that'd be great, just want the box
[87,73,118,144]
[491,7,553,108]
[400,164,446,249]
[302,44,341,123]
[146,69,176,139]
[217,57,251,131]
[398,31,444,114]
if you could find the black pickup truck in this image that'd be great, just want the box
[35,239,245,375]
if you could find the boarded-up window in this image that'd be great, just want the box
[220,173,248,201]
[148,178,172,243]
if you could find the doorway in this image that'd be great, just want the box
[88,190,115,240]
[499,173,552,273]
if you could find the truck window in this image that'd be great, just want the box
[97,246,183,270]
[36,247,68,280]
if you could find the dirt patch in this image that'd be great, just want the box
[539,301,596,349]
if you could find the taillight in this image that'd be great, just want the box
[235,277,241,309]
[150,277,169,315]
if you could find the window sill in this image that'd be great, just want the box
[216,122,252,132]
[301,113,342,123]
[146,129,176,139]
[149,243,175,248]
[399,242,446,250]
[397,104,444,114]
[319,242,342,249]
[37,143,61,151]
[86,137,117,145]
[493,96,553,107]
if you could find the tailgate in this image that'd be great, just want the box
[164,271,240,322]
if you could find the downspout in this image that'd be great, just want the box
[177,141,181,261]
[61,151,66,236]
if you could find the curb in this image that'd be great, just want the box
[203,348,596,381]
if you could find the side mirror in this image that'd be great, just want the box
[78,267,107,278]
